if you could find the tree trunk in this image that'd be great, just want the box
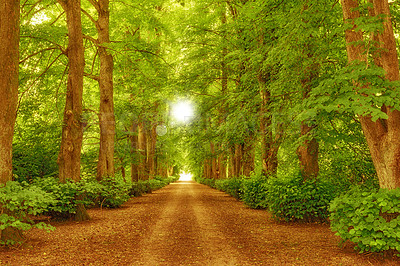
[217,153,227,179]
[342,0,400,189]
[0,0,19,184]
[137,120,147,180]
[0,0,23,244]
[96,0,115,180]
[57,0,89,221]
[297,121,319,179]
[242,141,255,176]
[210,142,218,178]
[130,122,139,182]
[258,75,279,176]
[297,62,319,180]
[146,122,157,179]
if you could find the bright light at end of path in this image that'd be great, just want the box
[171,101,194,123]
[179,172,193,181]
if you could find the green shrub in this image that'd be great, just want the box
[128,177,175,197]
[98,176,131,208]
[0,181,55,245]
[80,178,105,208]
[266,175,337,222]
[241,174,269,209]
[329,187,400,255]
[32,177,85,218]
[195,176,216,188]
[129,182,145,197]
[215,178,244,199]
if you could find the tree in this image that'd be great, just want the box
[83,0,116,180]
[341,0,400,189]
[0,0,23,244]
[0,0,20,184]
[56,0,90,220]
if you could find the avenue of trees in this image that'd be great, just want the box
[0,0,400,255]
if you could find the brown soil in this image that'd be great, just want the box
[0,181,399,265]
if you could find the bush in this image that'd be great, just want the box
[241,174,269,209]
[97,176,131,208]
[195,176,216,188]
[129,182,145,197]
[215,177,244,199]
[266,175,337,222]
[329,187,400,255]
[0,181,55,245]
[32,177,85,218]
[128,176,176,197]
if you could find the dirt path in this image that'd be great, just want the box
[0,181,399,265]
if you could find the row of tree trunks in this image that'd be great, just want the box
[341,0,400,189]
[129,112,160,181]
[0,0,23,244]
[226,142,255,178]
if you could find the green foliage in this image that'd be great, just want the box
[215,177,244,199]
[266,175,337,222]
[0,181,55,245]
[32,177,85,218]
[241,174,269,209]
[97,176,131,208]
[330,187,400,255]
[195,176,216,188]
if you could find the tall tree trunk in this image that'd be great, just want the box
[137,120,147,180]
[342,0,400,189]
[297,62,319,180]
[234,143,242,177]
[57,0,89,221]
[0,0,19,184]
[0,0,23,244]
[130,122,139,182]
[210,142,218,178]
[96,0,115,180]
[242,141,255,176]
[258,74,279,176]
[147,122,157,179]
[297,121,319,179]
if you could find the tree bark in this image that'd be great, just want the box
[341,0,400,189]
[297,121,319,180]
[242,141,255,176]
[137,120,147,180]
[130,122,139,182]
[0,0,19,184]
[57,0,90,221]
[147,122,157,179]
[258,75,279,176]
[297,63,319,180]
[0,0,23,244]
[95,0,115,180]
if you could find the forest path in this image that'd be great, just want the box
[0,181,398,265]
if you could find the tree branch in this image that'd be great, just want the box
[20,47,60,64]
[81,7,98,27]
[87,0,100,13]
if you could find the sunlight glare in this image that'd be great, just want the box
[31,12,50,25]
[171,101,194,123]
[179,172,193,181]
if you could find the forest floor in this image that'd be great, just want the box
[0,181,399,266]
